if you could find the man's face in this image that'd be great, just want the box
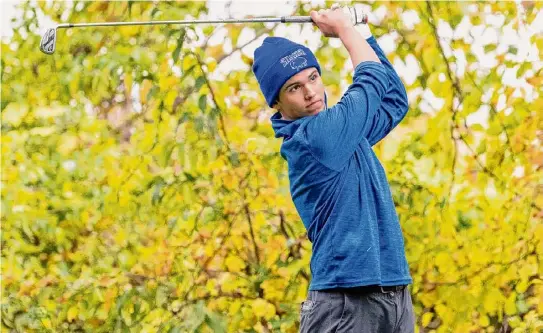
[273,67,326,121]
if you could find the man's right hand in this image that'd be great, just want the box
[310,7,355,38]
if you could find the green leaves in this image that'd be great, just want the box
[198,94,207,111]
[172,29,186,63]
[195,76,206,91]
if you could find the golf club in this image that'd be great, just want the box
[40,6,367,55]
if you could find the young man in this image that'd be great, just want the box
[252,7,414,333]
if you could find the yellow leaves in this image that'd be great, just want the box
[515,279,529,293]
[434,303,452,324]
[231,233,244,250]
[222,172,238,190]
[454,251,468,267]
[247,195,266,211]
[535,223,543,242]
[505,293,517,315]
[136,123,158,152]
[139,79,153,104]
[2,103,28,126]
[461,88,483,116]
[87,1,109,12]
[239,306,255,329]
[1,134,12,158]
[118,249,137,269]
[426,72,451,100]
[225,255,246,273]
[95,216,114,231]
[261,279,287,302]
[207,59,217,72]
[434,252,453,273]
[107,171,122,190]
[508,311,543,332]
[418,290,439,308]
[119,26,140,38]
[241,53,253,67]
[422,43,440,72]
[95,305,110,321]
[41,318,53,329]
[479,314,490,327]
[263,235,283,268]
[482,288,504,315]
[421,312,433,327]
[58,133,79,156]
[159,76,178,92]
[228,299,242,316]
[114,228,128,247]
[526,75,543,87]
[538,287,543,315]
[226,24,243,47]
[34,106,69,119]
[204,241,214,257]
[518,255,538,281]
[276,260,306,281]
[469,247,490,266]
[439,212,456,238]
[118,192,131,207]
[212,296,229,312]
[206,279,219,297]
[67,250,88,264]
[206,45,224,59]
[252,298,276,320]
[228,127,249,146]
[67,305,78,322]
[124,72,133,97]
[164,90,178,110]
[253,212,266,229]
[183,56,196,72]
[220,273,246,293]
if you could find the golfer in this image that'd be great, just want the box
[252,7,414,333]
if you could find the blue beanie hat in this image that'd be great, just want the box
[252,37,321,107]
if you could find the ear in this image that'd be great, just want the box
[272,98,281,112]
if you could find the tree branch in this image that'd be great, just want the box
[244,204,261,265]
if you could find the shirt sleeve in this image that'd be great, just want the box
[364,36,409,146]
[303,61,390,171]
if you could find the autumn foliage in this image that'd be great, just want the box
[1,1,542,332]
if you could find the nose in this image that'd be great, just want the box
[304,85,316,100]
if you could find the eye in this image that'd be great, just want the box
[310,73,318,81]
[289,85,300,92]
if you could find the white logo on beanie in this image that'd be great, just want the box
[280,49,307,70]
[290,57,307,71]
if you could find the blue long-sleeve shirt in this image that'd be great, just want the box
[271,36,412,290]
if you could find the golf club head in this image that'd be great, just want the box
[40,28,57,55]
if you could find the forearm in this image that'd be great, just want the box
[364,37,408,105]
[338,26,381,68]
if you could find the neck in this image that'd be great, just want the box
[279,112,294,121]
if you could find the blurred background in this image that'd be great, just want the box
[1,1,542,332]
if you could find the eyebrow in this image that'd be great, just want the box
[283,70,319,91]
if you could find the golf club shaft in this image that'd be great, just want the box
[55,16,318,29]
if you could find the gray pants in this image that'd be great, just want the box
[299,286,415,333]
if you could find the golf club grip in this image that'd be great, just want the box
[282,16,313,23]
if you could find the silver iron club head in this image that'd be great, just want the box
[40,28,57,54]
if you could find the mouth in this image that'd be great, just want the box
[307,100,322,110]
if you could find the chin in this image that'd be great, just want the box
[310,107,324,115]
